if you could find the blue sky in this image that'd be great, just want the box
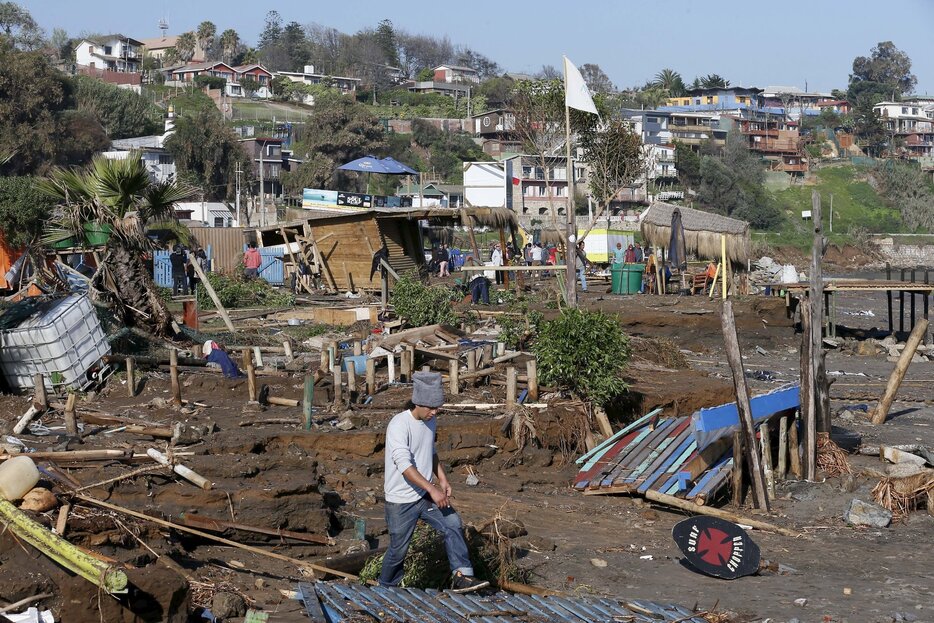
[21,0,934,94]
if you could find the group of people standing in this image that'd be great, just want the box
[169,245,209,297]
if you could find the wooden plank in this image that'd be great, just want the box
[617,419,691,487]
[599,418,679,488]
[637,435,696,494]
[628,423,693,490]
[189,256,236,333]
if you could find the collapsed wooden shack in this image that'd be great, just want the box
[253,206,518,293]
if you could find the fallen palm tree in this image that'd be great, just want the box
[37,154,196,336]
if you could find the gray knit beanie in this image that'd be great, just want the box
[412,371,444,408]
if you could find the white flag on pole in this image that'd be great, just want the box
[563,56,598,115]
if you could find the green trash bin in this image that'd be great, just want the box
[624,263,644,294]
[610,263,624,294]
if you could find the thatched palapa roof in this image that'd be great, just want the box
[640,202,750,264]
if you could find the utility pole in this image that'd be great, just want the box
[259,140,265,227]
[235,162,242,225]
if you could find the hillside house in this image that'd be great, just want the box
[276,65,361,98]
[139,35,207,64]
[470,109,520,158]
[75,35,143,73]
[874,101,934,160]
[433,65,480,84]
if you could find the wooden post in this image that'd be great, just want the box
[481,344,493,367]
[63,393,78,438]
[243,349,257,402]
[189,257,236,333]
[720,301,770,511]
[900,268,905,333]
[731,430,744,506]
[506,366,517,407]
[720,234,727,300]
[871,318,929,425]
[799,296,814,479]
[449,359,460,395]
[466,349,476,388]
[353,340,362,356]
[346,360,357,402]
[366,358,376,395]
[303,373,313,430]
[332,365,343,407]
[387,353,395,384]
[56,503,70,536]
[760,422,775,500]
[887,262,894,334]
[169,349,182,406]
[126,357,136,397]
[788,416,802,478]
[777,415,788,481]
[283,341,293,363]
[807,190,826,479]
[400,349,411,383]
[499,228,510,289]
[33,374,47,411]
[526,358,539,401]
[253,346,263,369]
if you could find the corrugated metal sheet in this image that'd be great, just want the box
[188,227,246,274]
[299,582,707,623]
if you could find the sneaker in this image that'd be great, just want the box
[450,572,490,594]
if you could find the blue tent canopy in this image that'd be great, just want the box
[380,156,418,175]
[337,155,394,174]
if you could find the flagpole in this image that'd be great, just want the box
[564,59,577,308]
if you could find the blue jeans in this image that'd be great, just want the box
[578,268,588,291]
[379,497,473,586]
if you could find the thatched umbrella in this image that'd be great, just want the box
[640,202,750,266]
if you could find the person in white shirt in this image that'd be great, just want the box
[530,243,543,265]
[379,372,490,593]
[490,243,504,285]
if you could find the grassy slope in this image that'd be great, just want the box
[761,164,903,249]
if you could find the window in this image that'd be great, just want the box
[158,154,172,165]
[103,46,112,55]
[647,116,660,124]
[521,166,533,178]
[214,217,225,227]
[913,108,919,115]
[707,96,714,104]
[738,96,746,104]
[88,45,94,54]
[903,107,908,114]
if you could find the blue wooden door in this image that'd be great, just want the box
[153,250,171,287]
[245,246,284,285]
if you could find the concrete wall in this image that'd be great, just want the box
[875,237,934,267]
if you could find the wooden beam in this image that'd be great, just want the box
[189,256,236,333]
[643,490,800,537]
[720,301,770,511]
[871,318,929,425]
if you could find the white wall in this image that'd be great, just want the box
[463,162,506,207]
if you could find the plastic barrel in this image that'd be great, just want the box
[0,455,40,500]
[625,263,643,294]
[610,264,624,294]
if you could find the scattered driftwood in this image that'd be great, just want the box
[644,490,801,538]
[178,512,331,545]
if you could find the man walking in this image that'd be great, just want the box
[170,245,189,296]
[380,372,490,593]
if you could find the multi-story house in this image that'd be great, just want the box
[464,155,580,223]
[75,35,144,73]
[470,109,521,158]
[667,112,729,150]
[169,62,274,98]
[240,137,295,201]
[874,101,934,160]
[761,86,834,121]
[664,86,763,112]
[433,65,480,85]
[140,35,207,64]
[722,116,808,174]
[102,107,178,184]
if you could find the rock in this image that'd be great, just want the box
[465,473,480,486]
[911,354,925,364]
[590,558,607,568]
[639,509,659,521]
[855,341,880,356]
[793,598,808,607]
[20,487,57,512]
[845,498,892,528]
[212,592,246,620]
[335,418,356,431]
[881,335,898,347]
[524,535,556,552]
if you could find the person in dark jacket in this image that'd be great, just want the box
[170,245,189,296]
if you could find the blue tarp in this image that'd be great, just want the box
[690,385,800,450]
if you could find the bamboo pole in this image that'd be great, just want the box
[871,318,929,425]
[720,301,770,511]
[189,257,236,332]
[643,490,800,537]
[169,349,182,406]
[303,373,314,430]
[75,495,359,581]
[147,448,211,490]
[720,234,727,300]
[126,357,136,397]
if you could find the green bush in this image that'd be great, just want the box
[194,75,226,90]
[390,273,459,327]
[534,308,629,406]
[195,272,295,309]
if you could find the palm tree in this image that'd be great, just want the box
[196,21,216,59]
[700,74,730,89]
[37,155,196,336]
[219,28,240,63]
[174,31,197,63]
[652,68,685,97]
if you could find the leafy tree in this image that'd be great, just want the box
[578,115,643,229]
[194,74,226,90]
[0,40,73,174]
[54,109,109,165]
[281,91,386,193]
[38,155,195,335]
[579,63,615,94]
[48,27,70,60]
[0,175,57,247]
[874,161,934,231]
[281,21,310,71]
[415,67,434,82]
[0,1,42,50]
[477,75,514,108]
[164,109,248,200]
[72,74,161,138]
[652,68,685,96]
[455,47,499,80]
[239,76,259,97]
[534,308,629,407]
[258,10,283,50]
[174,31,196,63]
[396,31,453,79]
[849,41,916,100]
[374,19,400,67]
[196,21,216,58]
[219,28,240,63]
[409,119,488,183]
[675,141,701,187]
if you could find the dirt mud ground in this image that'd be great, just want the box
[1,273,932,623]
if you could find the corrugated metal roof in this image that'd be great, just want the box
[299,582,708,623]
